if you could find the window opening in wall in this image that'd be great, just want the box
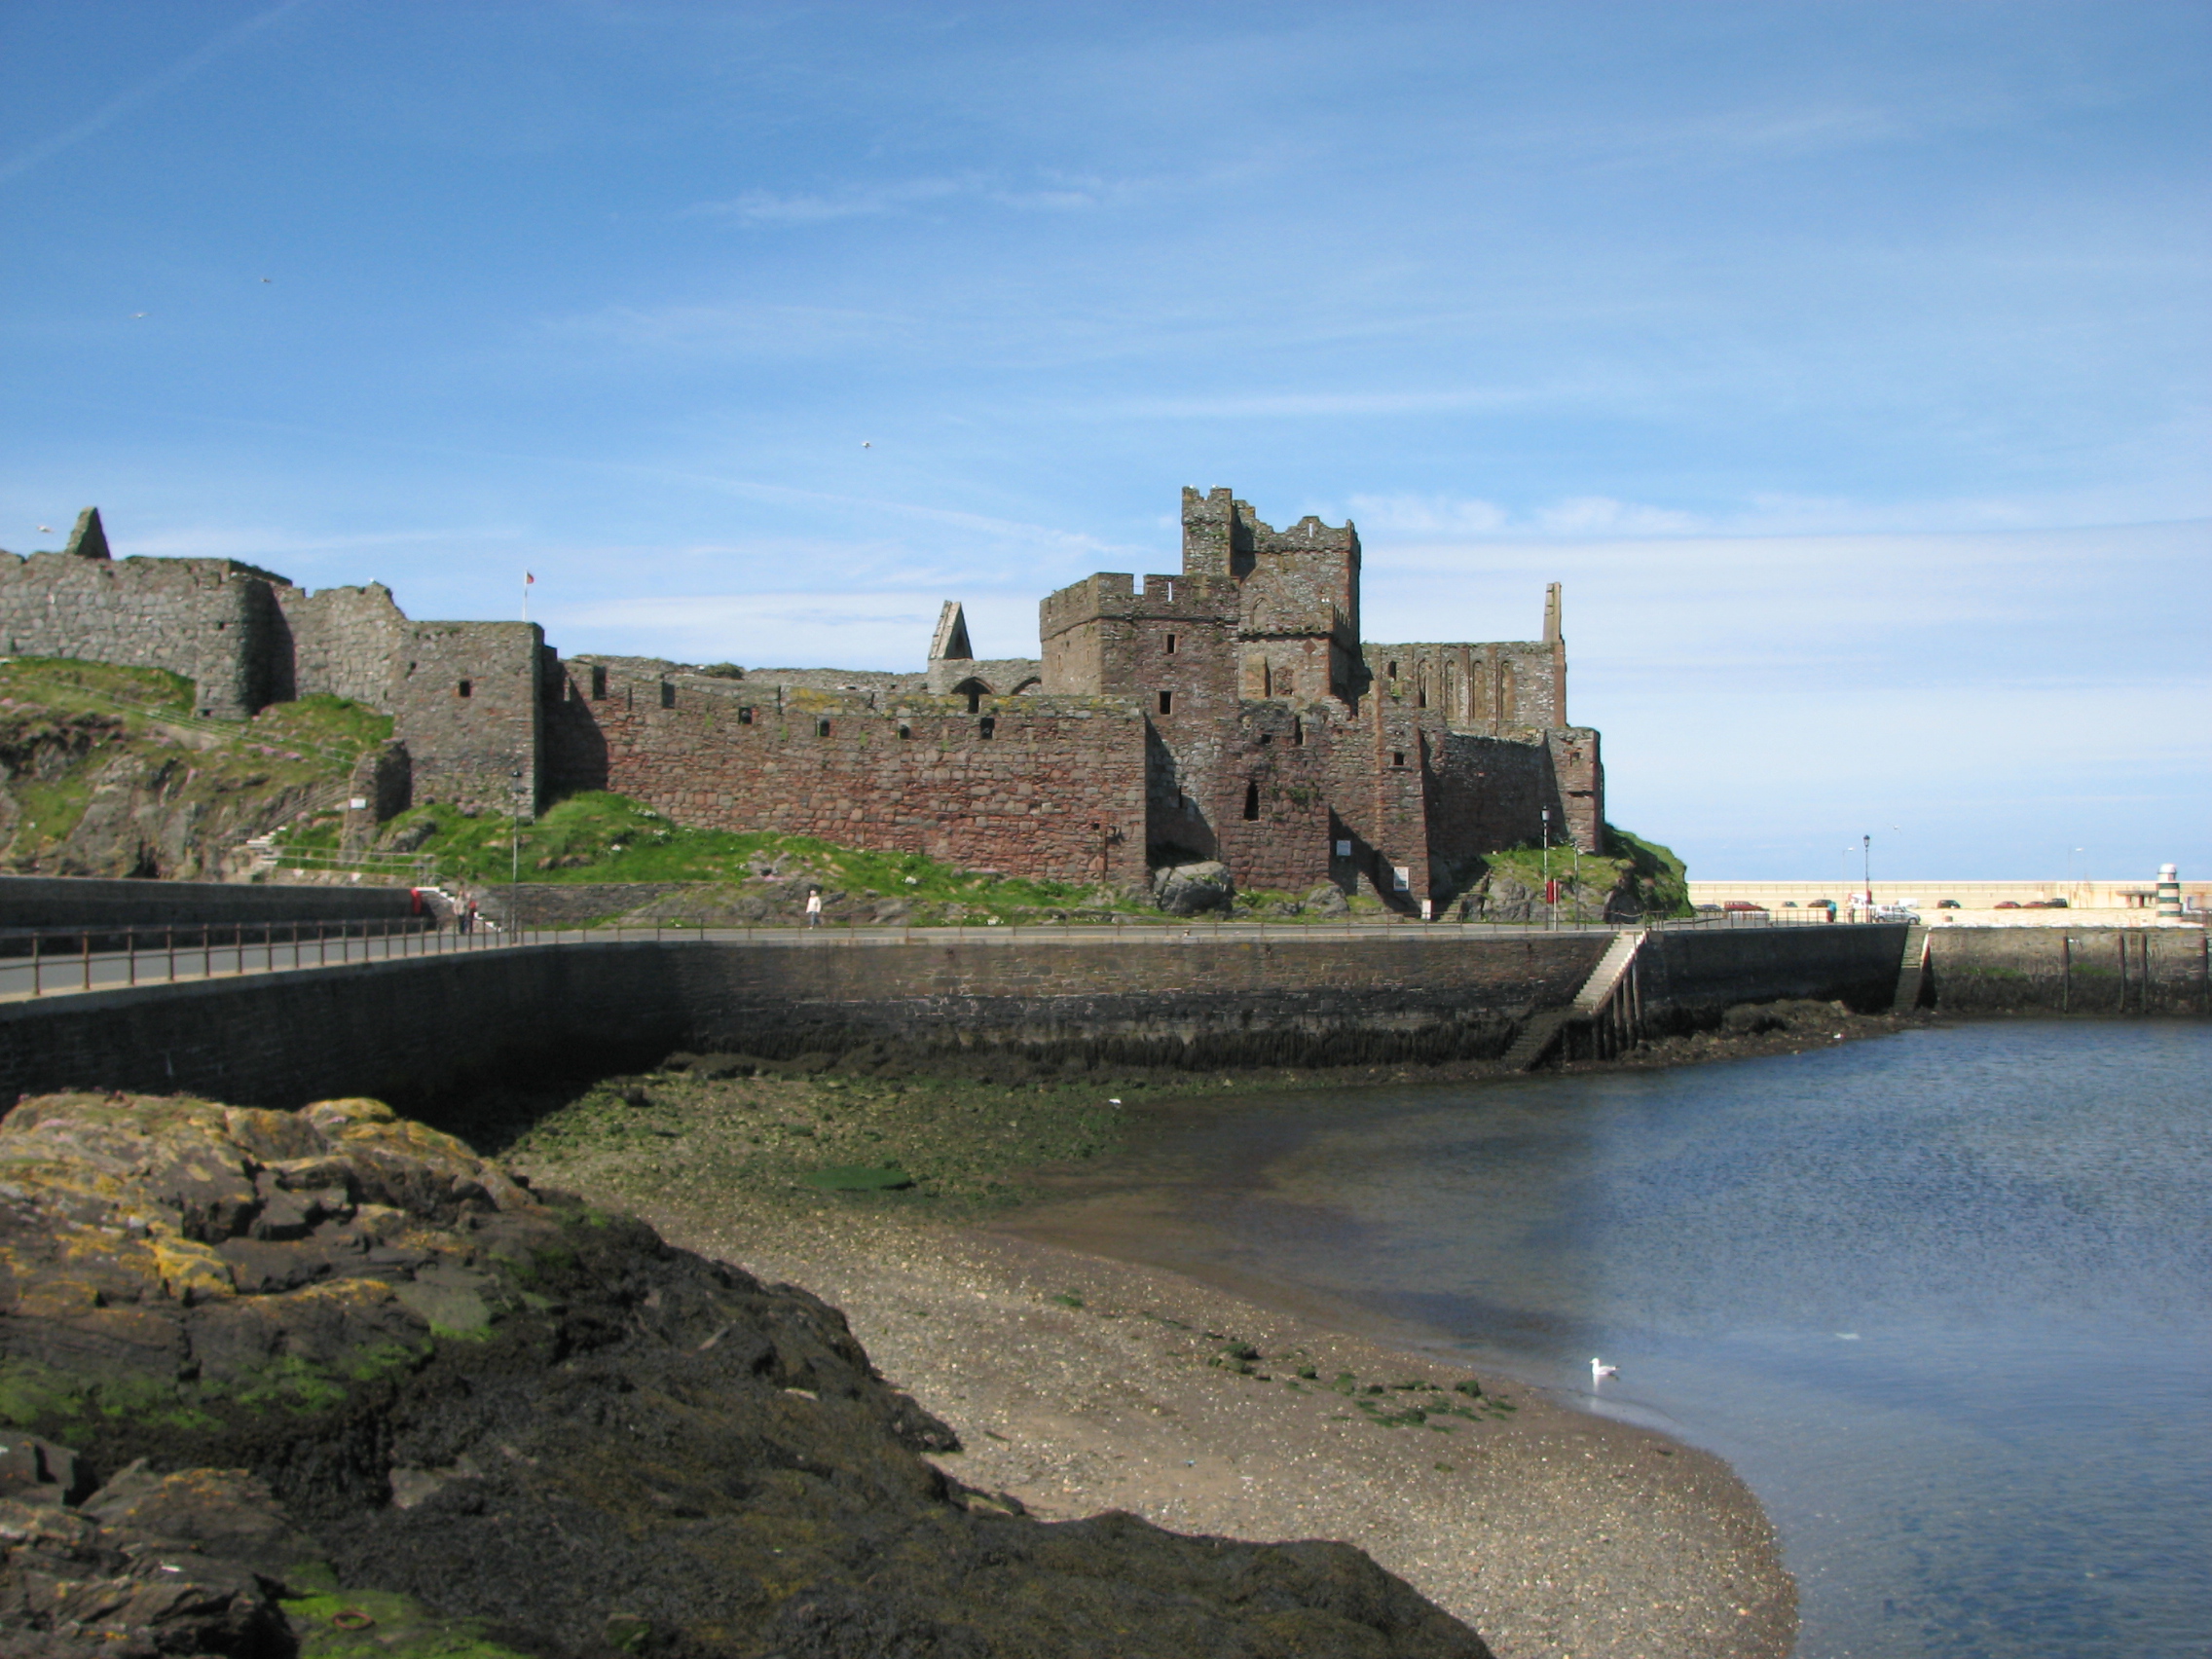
[1387,660,1397,679]
[738,706,754,724]
[1256,731,1271,746]
[898,723,911,739]
[457,680,471,698]
[1335,838,1352,858]
[979,717,995,739]
[1165,633,1176,653]
[1292,718,1304,748]
[1392,751,1406,768]
[1159,690,1173,715]
[1262,662,1272,697]
[817,719,831,737]
[587,666,606,699]
[967,690,981,714]
[1242,782,1260,820]
[659,681,675,709]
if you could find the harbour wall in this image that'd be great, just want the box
[1914,926,2209,1017]
[0,874,418,932]
[0,926,1902,1109]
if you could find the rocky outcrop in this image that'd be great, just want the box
[0,1093,1492,1658]
[1153,860,1233,916]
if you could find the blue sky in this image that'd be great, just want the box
[3,2,2205,881]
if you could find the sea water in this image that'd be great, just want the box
[1007,1022,2212,1658]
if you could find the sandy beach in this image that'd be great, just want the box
[501,1064,1798,1659]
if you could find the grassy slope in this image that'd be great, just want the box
[0,657,388,875]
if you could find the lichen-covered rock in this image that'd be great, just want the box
[1153,860,1233,916]
[0,1093,1493,1658]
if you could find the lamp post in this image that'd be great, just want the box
[510,768,525,928]
[1542,806,1553,932]
[1862,833,1872,917]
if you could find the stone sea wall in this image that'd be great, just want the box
[0,926,1921,1108]
[1916,925,2209,1016]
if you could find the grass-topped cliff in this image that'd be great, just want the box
[0,656,388,880]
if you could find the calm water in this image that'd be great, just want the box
[1007,1023,2212,1658]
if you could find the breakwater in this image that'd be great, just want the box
[0,924,1907,1108]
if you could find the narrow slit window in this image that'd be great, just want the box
[817,719,831,737]
[1292,718,1304,748]
[659,681,676,709]
[1387,660,1397,679]
[1159,690,1173,715]
[1242,782,1260,820]
[456,680,471,698]
[978,717,995,739]
[1392,751,1406,768]
[1165,633,1177,653]
[590,665,608,699]
[967,690,982,714]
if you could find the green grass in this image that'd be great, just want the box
[0,656,394,875]
[1453,823,1690,919]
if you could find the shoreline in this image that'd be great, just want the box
[524,1168,1796,1659]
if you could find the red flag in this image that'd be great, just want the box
[1545,879,1559,903]
[525,572,535,584]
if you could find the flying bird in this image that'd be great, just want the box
[260,276,272,283]
[38,525,51,534]
[1591,1357,1618,1381]
[131,313,147,318]
[861,440,871,448]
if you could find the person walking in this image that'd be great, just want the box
[465,898,480,936]
[457,892,472,935]
[805,887,823,929]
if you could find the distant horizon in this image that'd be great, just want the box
[4,2,2204,881]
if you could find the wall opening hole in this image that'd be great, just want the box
[1242,782,1260,820]
[1387,660,1398,679]
[1292,718,1304,748]
[659,681,675,709]
[589,665,608,699]
[1392,751,1406,768]
[978,717,995,739]
[898,723,911,739]
[456,680,471,698]
[1158,690,1173,715]
[1165,633,1176,653]
[817,719,831,737]
[737,705,754,724]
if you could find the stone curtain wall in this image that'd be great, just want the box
[276,582,407,708]
[1362,641,1565,736]
[0,551,287,719]
[548,660,1151,885]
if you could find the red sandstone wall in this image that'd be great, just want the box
[552,662,1150,886]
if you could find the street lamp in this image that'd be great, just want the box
[1862,833,1871,916]
[1541,806,1553,932]
[510,768,526,926]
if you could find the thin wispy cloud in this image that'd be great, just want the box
[682,170,1134,225]
[0,0,312,187]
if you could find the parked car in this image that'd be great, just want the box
[1994,901,2021,909]
[1936,899,1961,908]
[1722,901,1766,912]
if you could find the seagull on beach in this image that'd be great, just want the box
[1591,1357,1618,1382]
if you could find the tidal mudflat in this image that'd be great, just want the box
[499,1059,1798,1659]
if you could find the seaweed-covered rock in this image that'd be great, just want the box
[0,1093,1491,1658]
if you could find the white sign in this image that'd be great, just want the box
[1392,866,1411,891]
[1335,839,1352,858]
[348,797,368,810]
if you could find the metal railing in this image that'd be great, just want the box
[0,915,435,997]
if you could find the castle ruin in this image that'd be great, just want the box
[2,491,1604,907]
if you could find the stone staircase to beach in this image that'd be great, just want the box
[1499,929,1647,1071]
